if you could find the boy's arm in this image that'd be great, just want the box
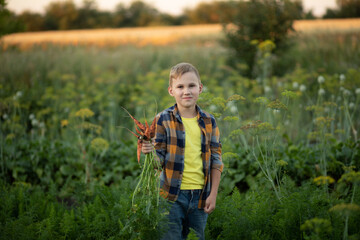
[205,117,223,214]
[210,117,223,172]
[204,169,221,214]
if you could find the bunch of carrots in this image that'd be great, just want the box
[123,108,161,214]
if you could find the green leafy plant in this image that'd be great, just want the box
[223,0,302,77]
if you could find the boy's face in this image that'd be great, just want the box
[168,72,203,111]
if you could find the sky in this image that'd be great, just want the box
[7,0,338,17]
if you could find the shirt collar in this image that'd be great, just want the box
[168,104,208,122]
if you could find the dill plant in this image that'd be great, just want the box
[73,108,104,185]
[304,73,359,192]
[237,92,296,202]
[333,167,360,240]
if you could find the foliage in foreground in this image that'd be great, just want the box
[1,164,360,240]
[0,178,169,240]
[208,174,360,240]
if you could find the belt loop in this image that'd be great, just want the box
[190,189,194,202]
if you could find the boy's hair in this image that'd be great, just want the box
[169,62,201,86]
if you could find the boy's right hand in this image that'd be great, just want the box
[141,139,154,154]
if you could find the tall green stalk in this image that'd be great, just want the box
[132,150,161,213]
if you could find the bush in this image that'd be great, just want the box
[223,0,302,77]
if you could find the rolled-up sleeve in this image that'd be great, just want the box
[210,117,223,172]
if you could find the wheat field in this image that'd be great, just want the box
[1,18,360,49]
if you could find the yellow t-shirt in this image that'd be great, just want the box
[180,116,204,190]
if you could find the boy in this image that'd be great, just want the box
[142,62,223,240]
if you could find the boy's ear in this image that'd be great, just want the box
[199,84,203,94]
[168,86,174,96]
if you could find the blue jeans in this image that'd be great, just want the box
[161,190,208,240]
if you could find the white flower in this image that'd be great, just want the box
[64,107,69,113]
[356,88,360,95]
[39,122,45,128]
[31,119,38,126]
[317,75,325,84]
[264,86,271,93]
[339,74,345,84]
[337,96,342,102]
[349,102,355,109]
[2,114,8,120]
[299,84,306,92]
[292,82,299,89]
[16,91,23,98]
[29,114,35,120]
[340,86,345,92]
[273,109,280,114]
[13,91,23,101]
[209,105,217,112]
[277,81,283,87]
[230,105,237,114]
[318,88,325,95]
[343,89,351,96]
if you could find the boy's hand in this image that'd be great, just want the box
[141,139,155,154]
[204,193,216,214]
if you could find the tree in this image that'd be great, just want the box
[44,0,78,30]
[74,0,112,29]
[184,1,238,24]
[113,1,159,27]
[17,11,45,31]
[323,0,360,18]
[0,0,24,36]
[223,0,302,77]
[75,0,98,28]
[304,10,316,20]
[113,3,129,27]
[337,0,360,17]
[127,1,159,27]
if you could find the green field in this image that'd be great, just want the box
[1,27,360,239]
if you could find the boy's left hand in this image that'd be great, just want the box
[204,194,217,214]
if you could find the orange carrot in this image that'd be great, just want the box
[122,107,146,132]
[123,107,157,163]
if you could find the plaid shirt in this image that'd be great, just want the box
[154,104,223,209]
